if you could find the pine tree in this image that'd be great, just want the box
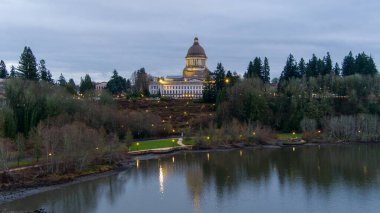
[9,65,16,78]
[38,59,48,81]
[262,57,270,83]
[0,60,8,78]
[333,63,340,76]
[17,47,39,80]
[58,73,67,86]
[280,54,299,80]
[46,70,53,83]
[306,54,319,77]
[245,61,254,78]
[214,63,226,91]
[367,56,378,75]
[252,57,262,79]
[106,69,127,95]
[79,74,94,94]
[66,78,77,95]
[298,58,306,77]
[322,52,332,75]
[342,51,355,76]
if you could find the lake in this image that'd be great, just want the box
[2,144,380,213]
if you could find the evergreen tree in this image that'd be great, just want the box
[322,52,332,75]
[9,65,16,78]
[262,57,270,83]
[46,70,53,83]
[280,54,299,81]
[17,47,39,80]
[79,74,95,94]
[66,78,77,95]
[342,51,355,76]
[354,52,378,75]
[203,75,216,103]
[106,69,128,95]
[245,61,254,79]
[58,73,67,86]
[252,57,262,79]
[306,54,319,77]
[38,59,48,81]
[214,63,226,91]
[298,58,306,77]
[333,63,340,76]
[0,60,8,78]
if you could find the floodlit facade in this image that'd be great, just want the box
[149,37,209,99]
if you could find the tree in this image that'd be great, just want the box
[214,63,226,91]
[262,57,270,83]
[131,68,150,96]
[280,54,299,81]
[17,46,39,80]
[79,74,95,94]
[245,61,254,79]
[252,57,262,79]
[9,65,16,78]
[106,69,127,95]
[334,63,340,76]
[39,59,49,81]
[0,60,8,78]
[298,58,306,77]
[58,73,67,86]
[342,51,355,76]
[66,78,77,95]
[322,52,332,75]
[306,54,319,77]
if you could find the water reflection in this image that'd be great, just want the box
[2,144,380,213]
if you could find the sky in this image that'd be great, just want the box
[1,0,380,83]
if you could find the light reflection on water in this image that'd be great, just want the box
[2,144,380,213]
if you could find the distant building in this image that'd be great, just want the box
[149,37,209,99]
[95,82,107,91]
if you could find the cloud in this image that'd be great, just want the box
[1,0,380,82]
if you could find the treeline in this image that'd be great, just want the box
[279,52,377,81]
[0,46,152,97]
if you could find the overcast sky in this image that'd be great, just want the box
[1,0,380,82]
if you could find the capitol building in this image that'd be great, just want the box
[149,37,209,99]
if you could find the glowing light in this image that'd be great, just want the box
[48,153,52,156]
[136,160,140,169]
[225,78,230,84]
[358,130,361,133]
[240,150,243,157]
[253,132,256,136]
[292,147,295,152]
[172,156,175,163]
[136,142,140,146]
[317,130,321,133]
[95,147,99,150]
[159,165,164,193]
[172,139,175,143]
[292,132,296,135]
[206,136,210,140]
[172,129,176,133]
[151,124,155,127]
[207,153,210,161]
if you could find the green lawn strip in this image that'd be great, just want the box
[183,138,196,145]
[129,139,179,151]
[8,159,34,169]
[277,133,303,140]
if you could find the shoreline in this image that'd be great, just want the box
[0,141,377,205]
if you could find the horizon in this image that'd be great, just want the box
[1,0,380,82]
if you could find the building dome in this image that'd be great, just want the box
[186,37,207,58]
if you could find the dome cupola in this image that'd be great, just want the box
[186,37,207,58]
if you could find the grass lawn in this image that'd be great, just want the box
[277,133,303,140]
[183,138,196,146]
[129,139,179,151]
[8,159,34,169]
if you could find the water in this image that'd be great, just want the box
[2,144,380,213]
